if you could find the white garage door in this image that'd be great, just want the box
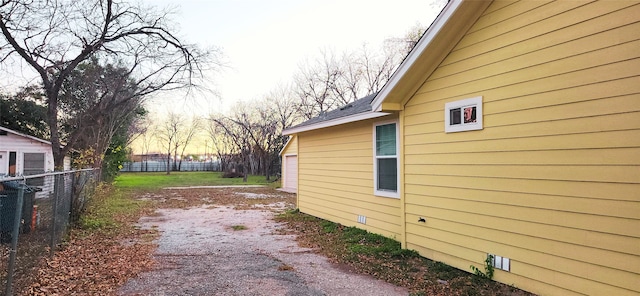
[284,155,297,191]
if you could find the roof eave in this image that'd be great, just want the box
[372,0,492,112]
[0,126,52,146]
[282,111,390,135]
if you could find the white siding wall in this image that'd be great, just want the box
[0,133,54,175]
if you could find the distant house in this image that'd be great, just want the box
[0,126,70,176]
[282,1,640,295]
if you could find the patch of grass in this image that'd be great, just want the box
[230,225,247,231]
[78,184,150,234]
[275,210,534,296]
[114,172,272,191]
[321,220,338,233]
[278,263,294,271]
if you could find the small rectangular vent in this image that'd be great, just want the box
[489,254,510,272]
[357,215,367,224]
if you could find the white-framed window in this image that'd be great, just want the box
[373,121,399,198]
[444,96,483,133]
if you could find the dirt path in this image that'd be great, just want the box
[118,189,408,296]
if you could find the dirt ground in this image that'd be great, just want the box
[118,187,409,296]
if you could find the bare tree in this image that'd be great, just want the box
[294,50,342,120]
[0,0,215,168]
[155,112,182,175]
[175,116,201,171]
[332,51,363,106]
[290,23,430,120]
[268,85,303,132]
[138,117,155,172]
[358,44,398,95]
[209,111,253,182]
[206,119,237,174]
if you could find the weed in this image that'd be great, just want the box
[278,263,294,271]
[470,254,494,280]
[321,220,338,233]
[230,225,247,231]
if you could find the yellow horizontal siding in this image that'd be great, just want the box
[296,116,402,239]
[406,174,638,202]
[405,76,640,124]
[300,155,371,165]
[456,0,585,50]
[423,42,639,100]
[406,58,640,115]
[443,1,638,66]
[409,70,639,122]
[404,204,639,260]
[301,184,401,209]
[404,220,639,292]
[402,1,640,295]
[406,164,638,184]
[405,193,637,238]
[284,135,298,155]
[471,1,553,32]
[437,16,640,81]
[301,150,371,160]
[299,174,371,188]
[405,130,640,154]
[481,0,518,16]
[407,105,640,142]
[298,178,370,193]
[405,183,638,221]
[300,191,400,226]
[299,168,371,180]
[405,224,639,295]
[299,191,400,239]
[404,148,640,166]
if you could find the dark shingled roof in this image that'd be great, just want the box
[291,93,377,129]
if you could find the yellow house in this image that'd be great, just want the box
[282,0,640,295]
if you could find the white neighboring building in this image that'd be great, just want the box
[0,126,70,176]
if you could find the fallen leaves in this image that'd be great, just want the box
[13,186,296,295]
[20,224,157,295]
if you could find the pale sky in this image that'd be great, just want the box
[144,0,446,114]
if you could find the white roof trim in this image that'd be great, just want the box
[0,126,52,146]
[372,0,463,112]
[282,111,390,135]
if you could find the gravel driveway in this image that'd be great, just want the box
[118,188,408,296]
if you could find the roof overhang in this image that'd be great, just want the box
[282,111,390,136]
[0,126,52,146]
[372,0,492,112]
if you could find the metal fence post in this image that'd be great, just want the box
[49,174,60,259]
[4,185,24,296]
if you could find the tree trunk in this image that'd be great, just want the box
[166,150,171,175]
[242,154,248,183]
[47,90,65,170]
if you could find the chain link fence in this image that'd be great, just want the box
[121,161,220,172]
[0,169,100,296]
